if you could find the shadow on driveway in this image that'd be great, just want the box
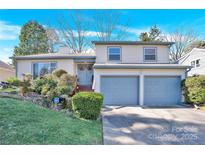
[102,106,205,145]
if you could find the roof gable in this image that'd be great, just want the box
[178,48,205,63]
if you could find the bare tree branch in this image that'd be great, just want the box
[162,28,197,61]
[93,11,130,41]
[57,11,91,53]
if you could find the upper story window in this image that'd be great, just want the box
[33,62,57,79]
[144,47,157,62]
[196,59,200,67]
[108,47,121,61]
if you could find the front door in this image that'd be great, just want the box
[77,64,93,85]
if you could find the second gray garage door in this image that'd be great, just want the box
[101,76,139,105]
[144,76,181,106]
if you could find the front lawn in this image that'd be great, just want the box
[0,98,102,144]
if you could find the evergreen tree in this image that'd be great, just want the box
[13,21,49,65]
[139,25,161,42]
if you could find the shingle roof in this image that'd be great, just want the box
[12,53,96,60]
[92,41,174,46]
[0,60,14,70]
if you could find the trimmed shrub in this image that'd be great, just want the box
[7,77,21,87]
[52,69,67,78]
[44,75,58,89]
[46,89,58,102]
[32,78,47,94]
[32,70,75,110]
[182,75,205,105]
[33,75,57,94]
[41,85,50,95]
[72,92,103,120]
[57,86,72,95]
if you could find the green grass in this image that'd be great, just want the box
[0,98,102,144]
[0,87,19,93]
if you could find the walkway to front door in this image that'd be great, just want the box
[77,64,93,86]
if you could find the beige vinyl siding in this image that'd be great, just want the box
[0,68,15,81]
[16,59,75,80]
[96,45,170,64]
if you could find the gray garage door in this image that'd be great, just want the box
[144,76,181,106]
[101,76,139,105]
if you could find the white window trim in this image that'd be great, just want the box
[143,47,157,62]
[107,46,122,62]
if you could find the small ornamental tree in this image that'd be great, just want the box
[13,21,49,65]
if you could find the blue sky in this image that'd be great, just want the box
[1,9,205,63]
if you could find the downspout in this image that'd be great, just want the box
[185,66,192,78]
[92,79,95,91]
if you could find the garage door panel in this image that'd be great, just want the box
[101,76,139,105]
[144,76,181,106]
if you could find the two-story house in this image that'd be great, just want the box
[13,41,189,106]
[178,48,205,76]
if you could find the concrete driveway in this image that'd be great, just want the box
[102,106,205,145]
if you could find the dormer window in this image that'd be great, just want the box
[144,47,157,62]
[108,47,121,61]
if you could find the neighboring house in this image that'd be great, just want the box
[0,60,15,81]
[178,48,205,76]
[14,41,190,106]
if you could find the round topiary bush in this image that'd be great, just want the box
[52,69,67,78]
[72,92,103,120]
[58,73,77,89]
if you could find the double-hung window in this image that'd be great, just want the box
[191,59,200,68]
[196,59,200,67]
[33,62,57,79]
[108,47,121,61]
[144,47,157,62]
[191,61,195,68]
